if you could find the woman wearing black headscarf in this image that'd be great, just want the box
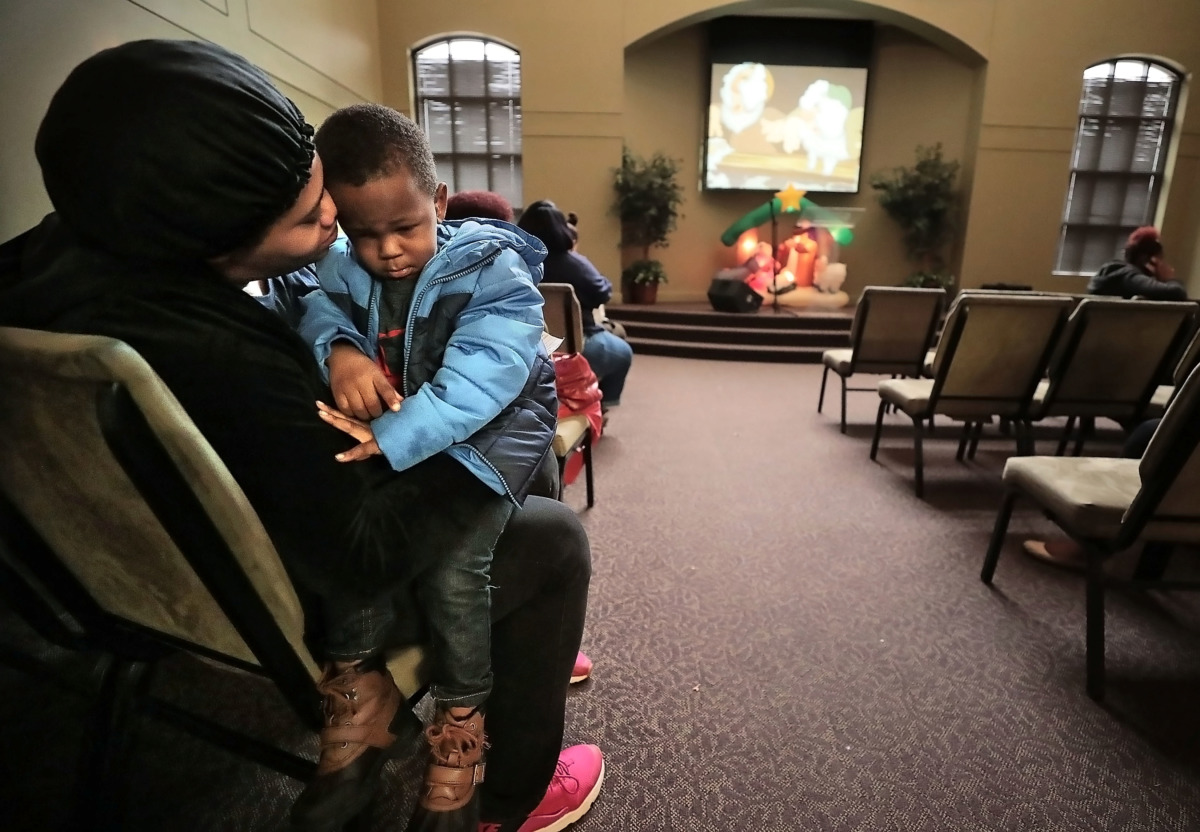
[1,39,598,832]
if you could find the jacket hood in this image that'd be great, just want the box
[35,39,315,264]
[437,219,548,281]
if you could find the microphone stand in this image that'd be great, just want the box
[768,198,781,314]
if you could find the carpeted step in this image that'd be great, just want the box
[620,320,849,348]
[626,337,825,363]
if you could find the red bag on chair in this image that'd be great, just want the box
[552,353,603,485]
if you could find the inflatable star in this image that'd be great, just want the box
[775,183,806,213]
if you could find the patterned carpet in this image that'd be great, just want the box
[4,355,1200,831]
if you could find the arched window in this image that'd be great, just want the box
[412,37,522,208]
[1056,58,1183,274]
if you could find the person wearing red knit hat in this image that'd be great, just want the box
[1087,226,1187,300]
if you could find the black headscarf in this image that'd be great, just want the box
[35,39,315,263]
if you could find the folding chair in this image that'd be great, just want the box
[981,361,1200,699]
[0,326,428,829]
[818,286,945,433]
[871,292,1074,497]
[1024,298,1196,455]
[537,284,596,507]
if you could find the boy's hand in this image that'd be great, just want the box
[316,401,382,462]
[327,342,403,420]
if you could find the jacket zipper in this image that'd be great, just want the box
[401,248,516,501]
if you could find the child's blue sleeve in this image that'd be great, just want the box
[295,239,374,382]
[371,248,544,472]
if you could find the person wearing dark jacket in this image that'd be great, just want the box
[517,201,634,408]
[1086,226,1187,300]
[0,39,601,832]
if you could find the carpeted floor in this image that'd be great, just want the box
[3,355,1200,831]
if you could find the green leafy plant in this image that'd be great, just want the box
[621,259,668,286]
[870,143,960,287]
[612,147,684,287]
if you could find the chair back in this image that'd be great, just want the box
[1036,298,1196,420]
[0,326,319,680]
[848,286,945,375]
[1125,361,1200,546]
[538,283,587,354]
[1172,325,1200,387]
[929,292,1073,418]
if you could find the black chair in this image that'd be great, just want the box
[0,326,428,829]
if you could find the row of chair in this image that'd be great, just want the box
[822,287,1198,497]
[822,286,1200,699]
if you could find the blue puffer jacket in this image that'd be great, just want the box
[295,219,557,504]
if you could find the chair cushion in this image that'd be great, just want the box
[553,414,589,457]
[877,378,934,418]
[1141,384,1173,420]
[822,348,853,375]
[923,349,935,377]
[1002,456,1140,539]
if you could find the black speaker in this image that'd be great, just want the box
[707,278,763,313]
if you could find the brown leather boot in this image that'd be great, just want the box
[290,658,403,831]
[419,707,487,812]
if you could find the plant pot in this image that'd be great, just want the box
[629,282,659,304]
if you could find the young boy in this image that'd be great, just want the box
[294,103,558,819]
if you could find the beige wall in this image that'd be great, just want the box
[376,0,1200,302]
[623,23,981,302]
[0,0,382,241]
[6,0,1200,300]
[377,3,627,287]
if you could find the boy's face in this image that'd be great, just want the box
[328,167,448,280]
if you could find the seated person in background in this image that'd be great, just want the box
[444,189,515,223]
[1087,226,1187,300]
[0,40,601,832]
[291,103,565,823]
[518,201,634,411]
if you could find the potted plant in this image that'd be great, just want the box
[612,146,684,304]
[621,259,668,305]
[870,143,960,290]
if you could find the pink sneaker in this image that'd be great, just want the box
[570,651,592,684]
[479,744,604,832]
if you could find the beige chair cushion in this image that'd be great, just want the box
[877,378,934,418]
[553,414,590,457]
[923,349,935,377]
[1141,384,1174,420]
[822,348,853,375]
[387,646,428,700]
[1002,456,1140,540]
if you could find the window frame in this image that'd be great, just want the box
[410,36,522,205]
[1053,57,1183,276]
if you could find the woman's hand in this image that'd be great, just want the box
[316,400,382,462]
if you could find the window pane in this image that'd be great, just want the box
[453,102,489,152]
[434,154,456,192]
[1143,80,1176,118]
[1120,179,1152,226]
[451,53,485,96]
[1080,77,1110,116]
[1086,175,1127,224]
[423,100,454,153]
[1063,173,1094,224]
[1096,120,1138,171]
[458,156,491,192]
[491,157,522,208]
[1131,120,1167,172]
[1109,78,1150,117]
[487,54,521,98]
[415,51,449,97]
[489,101,521,153]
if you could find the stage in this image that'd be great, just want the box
[605,302,852,363]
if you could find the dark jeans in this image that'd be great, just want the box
[315,496,590,822]
[582,329,632,406]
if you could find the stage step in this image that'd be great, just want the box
[606,303,851,364]
[625,337,828,364]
